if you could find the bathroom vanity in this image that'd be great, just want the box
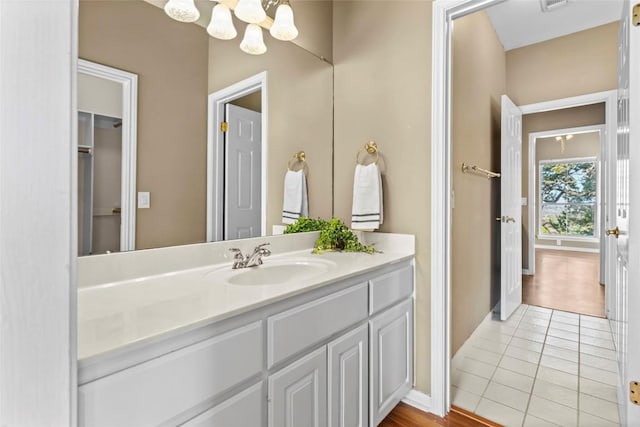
[77,232,415,426]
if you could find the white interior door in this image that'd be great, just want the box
[611,2,640,423]
[224,104,262,240]
[500,94,523,321]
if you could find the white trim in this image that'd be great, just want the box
[528,120,611,276]
[78,59,138,252]
[534,244,600,254]
[431,0,507,417]
[522,269,532,275]
[402,389,432,414]
[431,0,616,418]
[0,0,77,424]
[519,91,617,114]
[207,72,268,242]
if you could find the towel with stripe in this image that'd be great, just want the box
[351,163,383,230]
[282,169,308,224]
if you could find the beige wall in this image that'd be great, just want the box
[535,132,601,250]
[290,0,333,62]
[333,1,432,393]
[209,23,334,230]
[80,0,209,250]
[506,22,618,105]
[451,11,506,354]
[521,104,605,266]
[230,91,262,112]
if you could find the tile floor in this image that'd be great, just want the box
[451,304,620,427]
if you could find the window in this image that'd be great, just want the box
[539,158,598,239]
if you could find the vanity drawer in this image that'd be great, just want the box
[79,321,263,427]
[182,381,265,427]
[267,282,368,368]
[369,264,413,315]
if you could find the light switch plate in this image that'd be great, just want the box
[521,197,527,206]
[138,192,150,209]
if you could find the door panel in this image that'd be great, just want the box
[613,2,640,423]
[500,95,523,321]
[224,104,261,240]
[328,324,368,427]
[268,347,327,427]
[369,299,413,425]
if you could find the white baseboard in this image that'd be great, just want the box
[522,269,532,275]
[402,389,432,413]
[534,244,599,254]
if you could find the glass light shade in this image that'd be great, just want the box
[234,0,266,24]
[269,4,298,41]
[240,24,267,55]
[207,4,237,40]
[164,0,200,22]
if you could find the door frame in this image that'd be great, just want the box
[431,0,617,416]
[77,59,138,251]
[0,0,78,424]
[206,72,268,242]
[527,123,606,274]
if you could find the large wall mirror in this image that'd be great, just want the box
[77,0,334,255]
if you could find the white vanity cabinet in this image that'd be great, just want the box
[268,347,328,427]
[328,324,369,427]
[78,259,414,427]
[369,299,414,425]
[182,382,265,427]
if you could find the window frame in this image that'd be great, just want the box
[537,156,600,242]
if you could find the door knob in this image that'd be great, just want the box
[606,227,620,238]
[505,216,516,223]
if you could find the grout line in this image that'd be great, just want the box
[472,306,528,413]
[520,305,553,427]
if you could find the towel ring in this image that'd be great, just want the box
[356,141,379,165]
[288,151,308,174]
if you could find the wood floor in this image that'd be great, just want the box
[380,403,501,427]
[522,249,604,317]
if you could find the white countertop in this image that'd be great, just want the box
[78,233,414,362]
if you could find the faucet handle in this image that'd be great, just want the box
[229,248,244,258]
[255,242,270,249]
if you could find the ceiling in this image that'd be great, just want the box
[485,0,624,51]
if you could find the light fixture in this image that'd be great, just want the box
[164,0,298,55]
[234,0,267,24]
[555,134,574,152]
[270,1,298,41]
[164,0,200,23]
[240,24,267,55]
[207,4,237,40]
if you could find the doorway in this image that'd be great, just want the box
[524,125,607,317]
[431,0,625,421]
[207,72,268,242]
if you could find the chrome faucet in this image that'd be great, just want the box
[229,243,271,269]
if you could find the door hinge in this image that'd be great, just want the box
[633,4,640,27]
[631,381,640,405]
[220,121,229,132]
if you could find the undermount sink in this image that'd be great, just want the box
[205,258,337,286]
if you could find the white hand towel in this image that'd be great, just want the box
[351,163,383,230]
[282,170,308,224]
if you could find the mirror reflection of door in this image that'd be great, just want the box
[77,60,136,256]
[224,103,262,240]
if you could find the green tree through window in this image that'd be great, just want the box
[539,160,597,238]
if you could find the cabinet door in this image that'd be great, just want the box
[369,299,413,426]
[268,347,327,427]
[182,382,265,427]
[328,324,368,427]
